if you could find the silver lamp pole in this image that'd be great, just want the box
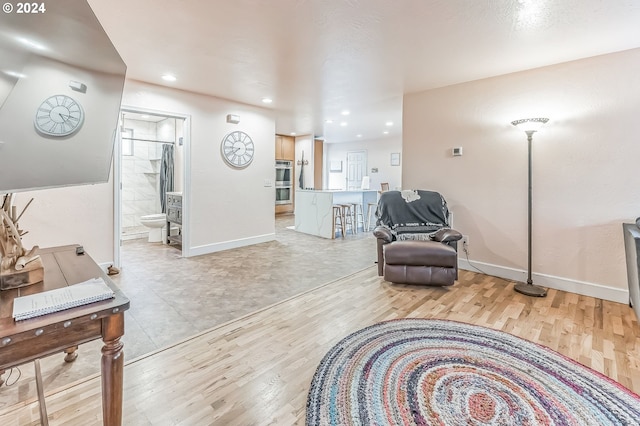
[511,118,549,297]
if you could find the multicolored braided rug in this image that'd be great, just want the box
[306,318,640,425]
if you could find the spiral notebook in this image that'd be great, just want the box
[12,277,115,321]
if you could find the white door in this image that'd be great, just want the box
[346,151,367,190]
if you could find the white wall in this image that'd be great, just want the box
[294,135,314,189]
[19,182,114,264]
[325,137,402,191]
[403,48,640,303]
[122,80,276,254]
[20,79,276,265]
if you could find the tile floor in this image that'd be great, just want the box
[0,215,377,408]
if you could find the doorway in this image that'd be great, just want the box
[346,150,367,190]
[113,106,190,267]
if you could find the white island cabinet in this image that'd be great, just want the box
[294,190,378,239]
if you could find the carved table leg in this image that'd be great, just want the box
[64,346,78,362]
[101,312,125,426]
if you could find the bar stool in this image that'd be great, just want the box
[332,205,345,238]
[366,202,377,231]
[349,203,365,233]
[340,204,354,235]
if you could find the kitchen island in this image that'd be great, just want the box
[294,189,378,238]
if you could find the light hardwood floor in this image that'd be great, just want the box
[0,266,638,425]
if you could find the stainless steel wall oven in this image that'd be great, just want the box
[275,160,293,205]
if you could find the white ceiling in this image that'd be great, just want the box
[87,0,640,143]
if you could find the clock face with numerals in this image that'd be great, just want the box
[221,131,254,168]
[34,95,85,137]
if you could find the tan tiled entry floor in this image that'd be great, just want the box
[0,215,376,408]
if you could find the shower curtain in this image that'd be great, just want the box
[160,143,174,213]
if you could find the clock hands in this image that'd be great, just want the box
[222,132,254,168]
[35,95,84,137]
[225,145,244,155]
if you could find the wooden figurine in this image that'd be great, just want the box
[0,194,44,290]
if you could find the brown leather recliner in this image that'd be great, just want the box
[373,190,462,286]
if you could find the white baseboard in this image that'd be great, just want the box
[186,233,276,257]
[458,258,629,304]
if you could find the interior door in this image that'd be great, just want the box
[346,151,366,190]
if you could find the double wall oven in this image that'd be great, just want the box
[275,160,293,205]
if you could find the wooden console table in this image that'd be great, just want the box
[0,245,130,425]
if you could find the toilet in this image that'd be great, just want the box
[140,214,167,243]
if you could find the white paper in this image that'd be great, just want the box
[12,277,114,321]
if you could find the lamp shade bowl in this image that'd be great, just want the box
[511,117,549,133]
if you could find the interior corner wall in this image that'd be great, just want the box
[402,48,640,303]
[294,135,314,190]
[122,80,276,253]
[325,137,402,191]
[19,182,114,265]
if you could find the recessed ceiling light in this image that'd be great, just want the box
[385,121,394,126]
[325,119,333,124]
[340,122,348,127]
[140,114,150,119]
[356,134,362,138]
[262,98,273,104]
[341,110,350,116]
[162,74,177,82]
[383,131,389,134]
[290,132,296,136]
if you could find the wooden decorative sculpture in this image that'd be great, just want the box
[0,193,43,290]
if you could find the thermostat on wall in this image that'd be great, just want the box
[452,147,463,156]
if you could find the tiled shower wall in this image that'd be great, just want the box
[121,118,176,234]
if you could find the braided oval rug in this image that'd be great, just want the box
[306,318,640,425]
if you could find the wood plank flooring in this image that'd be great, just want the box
[0,267,638,425]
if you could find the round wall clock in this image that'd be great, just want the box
[221,131,255,168]
[34,94,85,137]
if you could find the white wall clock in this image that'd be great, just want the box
[34,94,85,137]
[221,131,255,168]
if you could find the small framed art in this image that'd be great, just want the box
[330,160,342,172]
[390,153,401,166]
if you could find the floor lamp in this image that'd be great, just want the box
[511,117,549,297]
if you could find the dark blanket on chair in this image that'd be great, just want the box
[376,190,450,240]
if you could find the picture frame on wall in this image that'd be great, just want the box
[330,160,342,172]
[390,153,401,166]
